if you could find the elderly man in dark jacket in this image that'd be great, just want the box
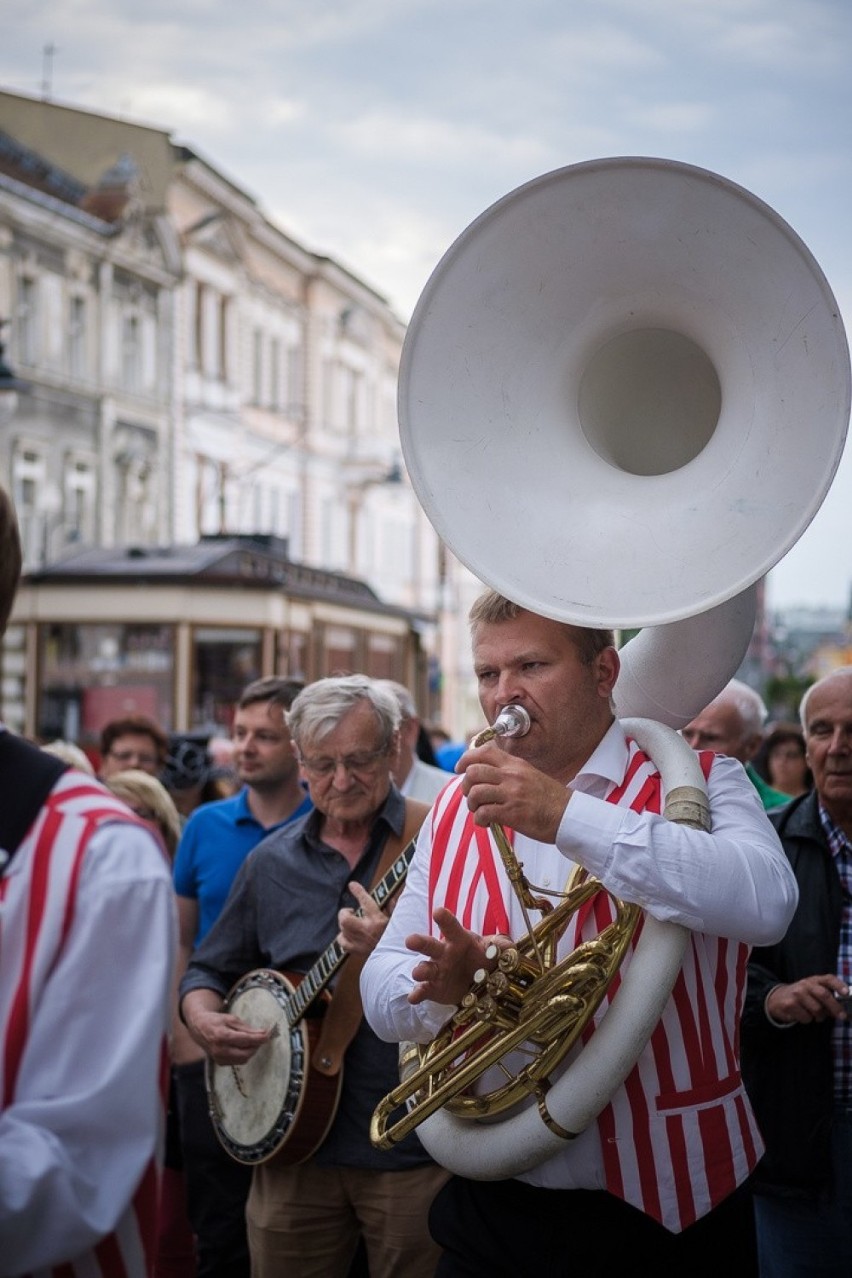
[742,667,852,1278]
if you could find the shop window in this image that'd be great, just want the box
[365,632,403,680]
[191,627,263,733]
[37,622,174,747]
[278,628,308,681]
[320,624,357,677]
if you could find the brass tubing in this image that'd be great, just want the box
[370,891,641,1149]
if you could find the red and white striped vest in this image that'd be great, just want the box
[0,773,167,1278]
[426,740,762,1232]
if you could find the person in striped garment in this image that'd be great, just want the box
[0,483,177,1277]
[361,590,799,1278]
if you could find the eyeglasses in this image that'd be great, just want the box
[107,749,159,768]
[299,747,389,778]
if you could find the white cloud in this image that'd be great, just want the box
[108,83,234,133]
[717,15,846,71]
[333,110,551,169]
[629,100,717,134]
[543,22,668,76]
[265,97,306,127]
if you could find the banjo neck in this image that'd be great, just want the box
[284,835,417,1027]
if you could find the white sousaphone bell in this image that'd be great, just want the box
[376,157,851,1178]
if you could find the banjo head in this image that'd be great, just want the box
[206,969,307,1164]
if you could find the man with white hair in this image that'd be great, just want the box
[180,675,445,1278]
[682,678,790,809]
[376,679,448,803]
[742,667,852,1274]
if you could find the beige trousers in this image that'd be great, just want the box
[246,1158,449,1278]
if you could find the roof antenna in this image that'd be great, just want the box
[41,43,58,100]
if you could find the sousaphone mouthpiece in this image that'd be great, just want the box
[491,705,531,739]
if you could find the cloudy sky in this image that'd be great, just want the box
[3,0,851,613]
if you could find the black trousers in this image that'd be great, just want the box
[429,1174,758,1278]
[172,1060,253,1278]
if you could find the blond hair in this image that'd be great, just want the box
[468,590,615,665]
[41,740,95,774]
[105,769,182,858]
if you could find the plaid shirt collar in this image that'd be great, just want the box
[819,799,852,867]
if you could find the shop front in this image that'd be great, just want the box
[3,533,433,752]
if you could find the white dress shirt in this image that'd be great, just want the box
[361,721,798,1196]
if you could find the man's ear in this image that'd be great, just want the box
[596,646,621,700]
[741,732,763,764]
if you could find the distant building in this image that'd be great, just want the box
[0,120,180,563]
[0,88,459,730]
[768,604,850,680]
[0,88,440,612]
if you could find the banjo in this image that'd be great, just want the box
[206,835,417,1166]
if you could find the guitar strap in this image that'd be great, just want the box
[313,796,431,1076]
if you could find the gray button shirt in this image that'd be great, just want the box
[180,783,430,1171]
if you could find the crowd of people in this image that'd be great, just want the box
[1,469,850,1278]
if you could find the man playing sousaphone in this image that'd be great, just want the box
[360,592,799,1277]
[180,675,447,1278]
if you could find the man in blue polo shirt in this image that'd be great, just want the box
[172,675,312,1278]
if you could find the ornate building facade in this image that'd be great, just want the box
[0,88,458,738]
